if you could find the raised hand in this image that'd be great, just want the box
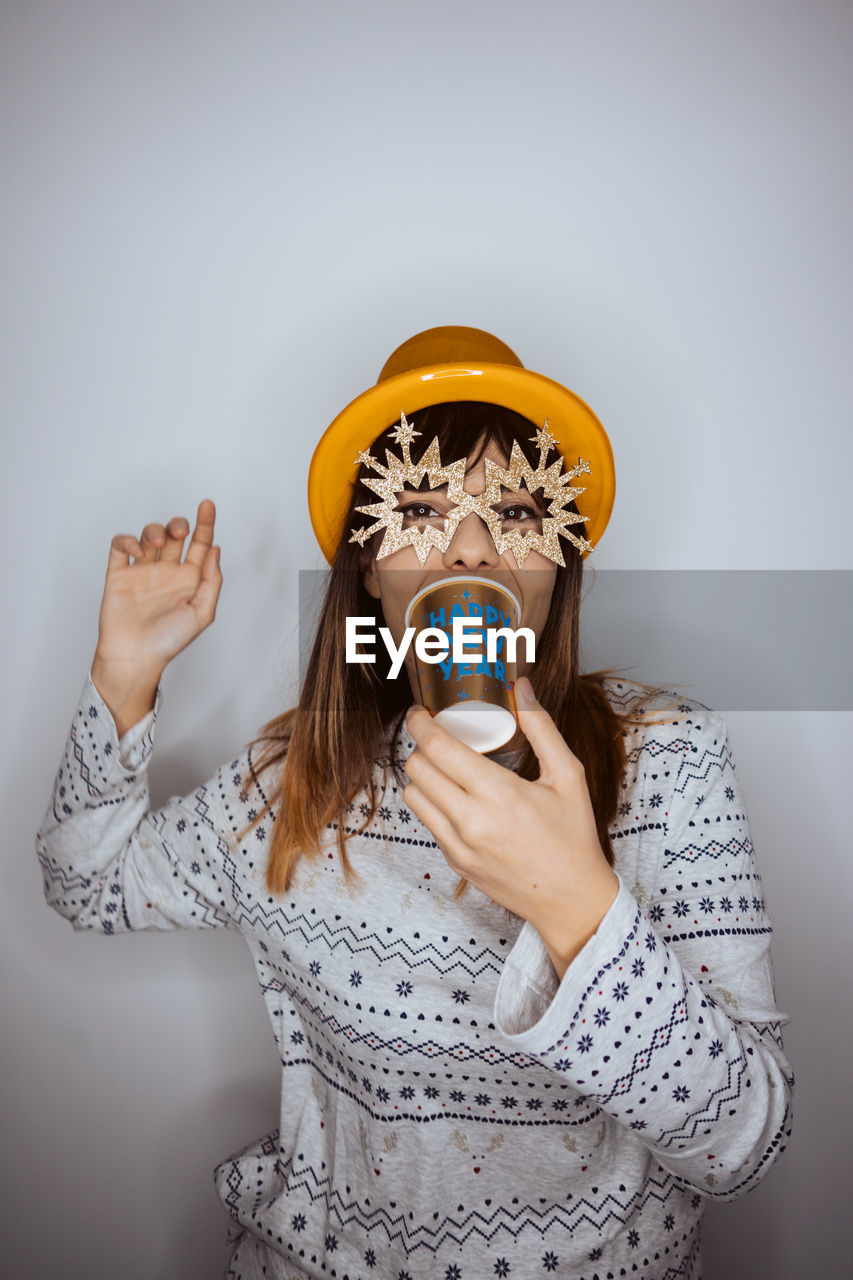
[403,676,619,979]
[90,499,223,736]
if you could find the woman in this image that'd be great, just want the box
[37,327,793,1280]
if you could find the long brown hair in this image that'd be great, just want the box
[239,402,656,896]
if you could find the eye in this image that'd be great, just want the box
[495,501,542,531]
[397,500,445,525]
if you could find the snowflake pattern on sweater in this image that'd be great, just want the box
[36,674,793,1280]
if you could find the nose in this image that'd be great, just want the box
[442,511,501,572]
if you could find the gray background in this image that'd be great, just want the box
[3,1,851,1276]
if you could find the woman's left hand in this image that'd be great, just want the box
[404,676,619,979]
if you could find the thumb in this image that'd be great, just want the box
[514,677,578,783]
[190,544,222,624]
[202,543,221,580]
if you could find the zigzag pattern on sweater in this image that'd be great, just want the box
[265,974,535,1070]
[68,702,154,804]
[672,738,738,796]
[36,848,91,896]
[221,1149,695,1255]
[653,1042,752,1150]
[141,804,238,928]
[703,1093,794,1201]
[754,1020,788,1051]
[626,736,696,770]
[71,729,102,799]
[541,906,645,1057]
[662,834,754,868]
[241,901,508,978]
[576,982,691,1107]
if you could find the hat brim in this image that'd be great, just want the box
[308,361,615,564]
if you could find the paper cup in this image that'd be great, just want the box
[404,576,522,753]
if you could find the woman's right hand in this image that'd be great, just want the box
[90,498,223,736]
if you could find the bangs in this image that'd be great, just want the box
[369,401,542,474]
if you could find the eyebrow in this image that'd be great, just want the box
[398,478,450,496]
[396,481,546,511]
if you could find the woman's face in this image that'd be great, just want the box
[363,436,558,700]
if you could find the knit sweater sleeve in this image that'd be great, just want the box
[35,671,245,932]
[493,703,794,1200]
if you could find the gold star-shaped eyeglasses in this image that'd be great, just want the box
[350,414,593,567]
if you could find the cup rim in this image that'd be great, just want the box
[403,575,522,628]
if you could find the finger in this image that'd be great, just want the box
[184,498,217,568]
[138,522,167,561]
[158,516,190,563]
[405,705,497,792]
[107,533,144,569]
[514,677,580,784]
[188,545,223,626]
[403,781,470,868]
[405,744,469,815]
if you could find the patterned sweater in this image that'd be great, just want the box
[36,672,793,1280]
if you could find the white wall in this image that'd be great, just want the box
[3,1,850,1276]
